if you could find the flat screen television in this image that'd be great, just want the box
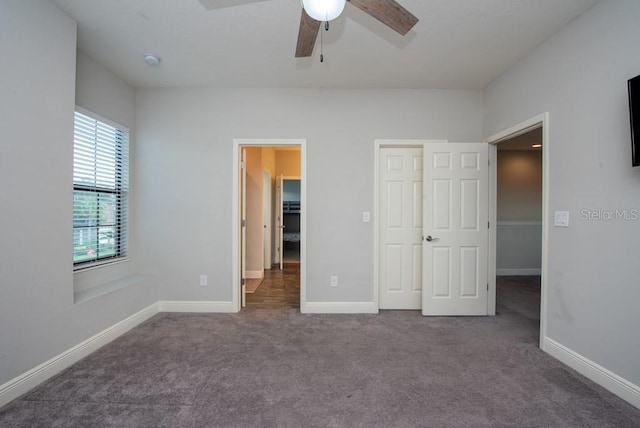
[628,73,640,166]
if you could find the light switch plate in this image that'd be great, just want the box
[554,211,570,227]
[362,211,371,223]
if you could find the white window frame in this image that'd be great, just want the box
[73,107,129,271]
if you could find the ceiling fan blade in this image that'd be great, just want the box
[295,9,321,58]
[348,0,418,35]
[198,0,269,11]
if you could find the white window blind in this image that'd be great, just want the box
[73,110,129,268]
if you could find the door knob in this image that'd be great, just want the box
[425,235,438,242]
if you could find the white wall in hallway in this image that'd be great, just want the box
[245,147,264,275]
[276,150,301,177]
[496,150,543,274]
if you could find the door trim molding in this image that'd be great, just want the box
[373,139,447,311]
[232,139,307,313]
[484,112,549,350]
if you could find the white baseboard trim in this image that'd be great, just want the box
[245,271,264,279]
[496,220,542,226]
[302,301,378,314]
[158,300,237,313]
[544,337,640,409]
[496,268,541,276]
[0,303,159,408]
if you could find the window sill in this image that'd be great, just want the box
[74,257,130,273]
[74,273,150,304]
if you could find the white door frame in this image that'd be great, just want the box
[373,139,447,311]
[232,139,307,313]
[484,112,549,350]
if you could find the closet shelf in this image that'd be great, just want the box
[283,201,300,213]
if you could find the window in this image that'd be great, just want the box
[73,109,129,269]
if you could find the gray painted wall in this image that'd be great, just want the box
[75,51,135,129]
[73,51,142,293]
[496,150,542,273]
[0,0,156,386]
[134,88,483,303]
[484,0,640,385]
[4,0,638,406]
[497,151,543,222]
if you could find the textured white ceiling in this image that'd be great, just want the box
[51,0,598,89]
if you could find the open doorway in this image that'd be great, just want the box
[495,128,543,335]
[232,141,305,311]
[486,113,549,349]
[281,178,301,264]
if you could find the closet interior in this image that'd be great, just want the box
[282,179,300,263]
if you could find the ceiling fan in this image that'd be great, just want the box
[199,0,419,58]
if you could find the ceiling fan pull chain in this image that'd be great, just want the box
[320,20,331,62]
[320,21,324,62]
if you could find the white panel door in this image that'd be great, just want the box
[422,143,489,316]
[263,172,272,270]
[379,147,423,309]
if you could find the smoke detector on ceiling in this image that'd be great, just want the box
[143,54,161,66]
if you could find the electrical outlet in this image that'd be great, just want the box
[330,276,338,287]
[200,275,208,286]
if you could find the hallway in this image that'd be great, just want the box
[245,264,300,309]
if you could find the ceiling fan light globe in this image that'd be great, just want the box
[302,0,346,22]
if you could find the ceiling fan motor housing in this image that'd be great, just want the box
[302,0,346,22]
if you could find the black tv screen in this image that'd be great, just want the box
[629,74,640,166]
